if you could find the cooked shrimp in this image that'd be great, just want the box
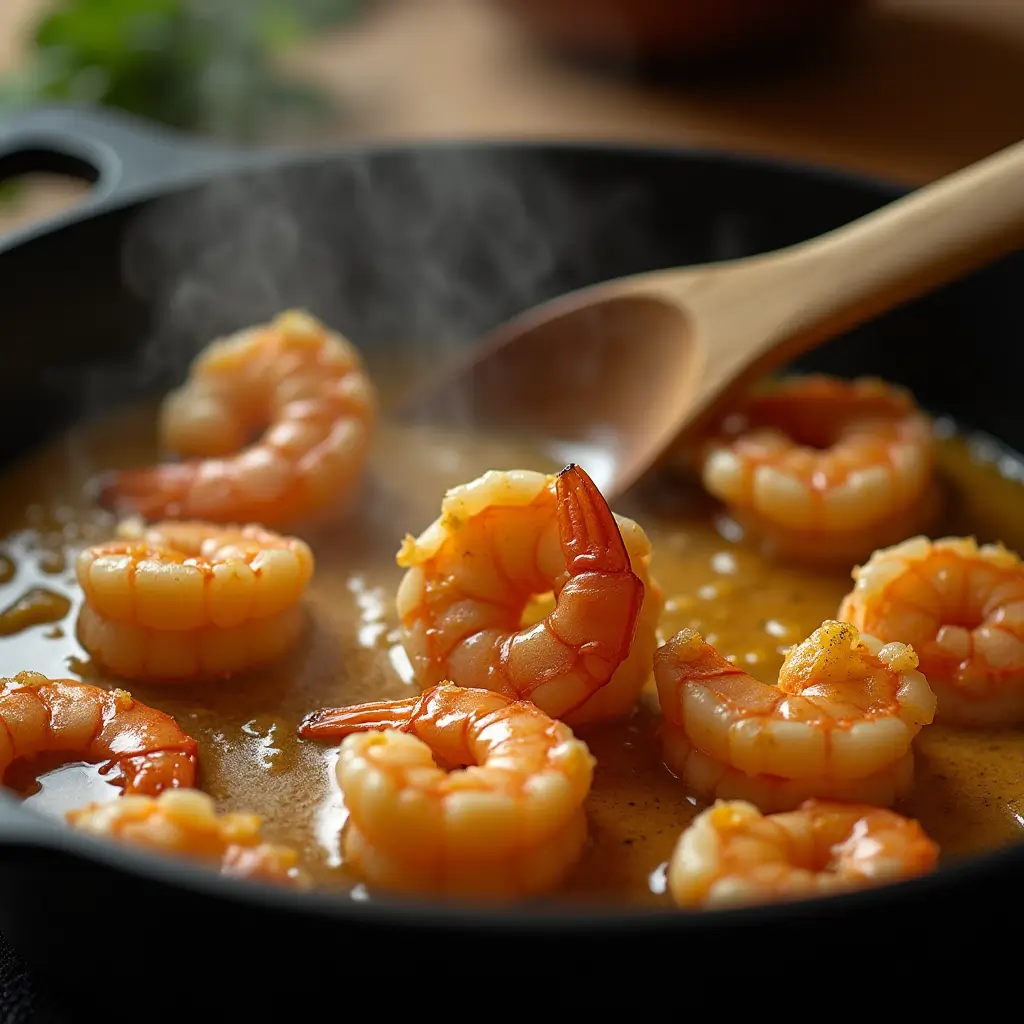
[395,463,661,726]
[653,620,936,813]
[67,789,310,888]
[299,682,595,898]
[699,375,937,565]
[0,672,196,795]
[839,535,1024,725]
[668,799,939,909]
[663,732,916,814]
[95,310,377,527]
[76,518,313,682]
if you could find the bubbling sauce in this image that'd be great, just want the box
[0,402,1022,907]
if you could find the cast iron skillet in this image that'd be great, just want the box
[0,105,1019,1000]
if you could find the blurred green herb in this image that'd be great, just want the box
[2,0,362,141]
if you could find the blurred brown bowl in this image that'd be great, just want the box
[492,0,865,64]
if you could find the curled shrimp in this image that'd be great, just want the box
[95,310,377,528]
[0,672,196,795]
[652,620,937,813]
[68,789,310,888]
[668,799,939,909]
[299,682,596,899]
[76,519,313,682]
[395,463,662,726]
[839,535,1024,726]
[700,375,937,565]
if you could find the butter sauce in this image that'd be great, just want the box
[0,401,1020,906]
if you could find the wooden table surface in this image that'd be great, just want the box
[1,0,1024,234]
[309,0,1024,184]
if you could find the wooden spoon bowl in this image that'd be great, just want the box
[400,138,1024,502]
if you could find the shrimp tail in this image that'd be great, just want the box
[539,464,646,685]
[90,464,196,520]
[556,464,631,575]
[298,695,425,740]
[655,628,745,684]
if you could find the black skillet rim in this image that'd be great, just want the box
[0,133,1019,931]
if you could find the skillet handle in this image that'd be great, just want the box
[0,103,248,245]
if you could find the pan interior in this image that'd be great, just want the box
[0,142,1022,915]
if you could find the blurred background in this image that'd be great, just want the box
[1,0,1023,234]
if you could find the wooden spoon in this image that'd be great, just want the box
[398,139,1024,500]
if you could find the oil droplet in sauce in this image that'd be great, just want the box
[0,555,14,584]
[0,531,89,678]
[0,587,71,636]
[714,514,744,543]
[710,551,738,575]
[36,550,66,574]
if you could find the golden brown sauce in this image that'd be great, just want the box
[0,587,71,636]
[0,402,1022,907]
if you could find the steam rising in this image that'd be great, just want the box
[37,147,766,519]
[46,144,720,523]
[115,147,656,411]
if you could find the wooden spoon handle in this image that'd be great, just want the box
[694,137,1024,369]
[796,136,1024,309]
